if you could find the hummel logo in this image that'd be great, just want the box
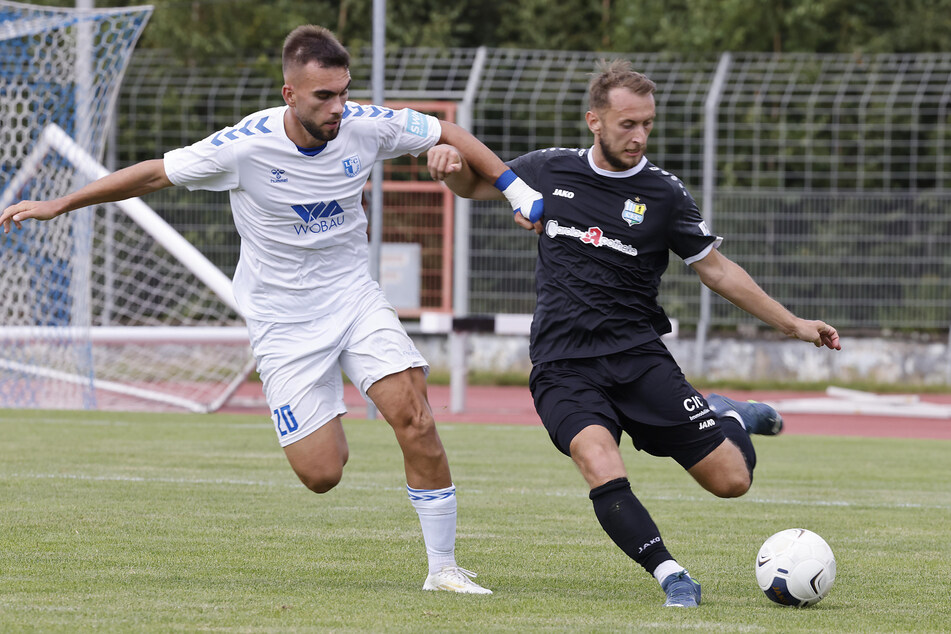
[552,188,575,199]
[698,419,716,430]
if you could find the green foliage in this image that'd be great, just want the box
[1,409,950,631]
[28,0,951,58]
[134,0,328,67]
[609,0,951,54]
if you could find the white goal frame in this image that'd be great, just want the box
[1,124,254,413]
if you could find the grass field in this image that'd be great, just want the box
[1,409,949,633]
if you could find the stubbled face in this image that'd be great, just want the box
[282,61,351,145]
[586,87,655,171]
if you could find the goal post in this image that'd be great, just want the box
[1,2,257,413]
[1,124,255,413]
[4,124,239,312]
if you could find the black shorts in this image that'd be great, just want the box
[529,339,726,470]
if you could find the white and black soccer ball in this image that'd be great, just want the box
[755,528,836,607]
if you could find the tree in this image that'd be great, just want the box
[23,0,951,60]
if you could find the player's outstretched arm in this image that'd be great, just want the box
[691,248,841,350]
[437,124,544,227]
[427,144,502,199]
[427,142,540,233]
[1,159,172,233]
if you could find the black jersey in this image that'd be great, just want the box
[508,147,721,364]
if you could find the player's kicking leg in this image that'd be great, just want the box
[687,393,783,498]
[679,390,784,498]
[706,393,783,435]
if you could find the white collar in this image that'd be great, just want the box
[586,147,648,178]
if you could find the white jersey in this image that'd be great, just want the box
[163,103,442,322]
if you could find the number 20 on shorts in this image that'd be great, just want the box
[273,404,299,436]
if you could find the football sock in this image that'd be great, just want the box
[589,477,673,575]
[407,484,457,574]
[653,559,686,584]
[718,414,757,477]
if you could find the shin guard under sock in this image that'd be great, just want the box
[589,477,672,575]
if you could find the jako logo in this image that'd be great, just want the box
[291,200,346,235]
[553,188,575,199]
[698,419,716,430]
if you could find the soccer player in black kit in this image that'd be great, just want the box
[428,59,841,607]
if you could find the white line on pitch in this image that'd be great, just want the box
[6,472,296,488]
[6,472,949,512]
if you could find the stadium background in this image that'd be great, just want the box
[2,6,950,631]
[3,1,951,403]
[108,48,951,383]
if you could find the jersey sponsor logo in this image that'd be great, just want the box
[544,219,638,257]
[405,110,429,137]
[342,155,362,178]
[290,200,346,235]
[269,168,288,183]
[622,198,646,225]
[552,188,575,199]
[581,226,603,246]
[684,395,713,421]
[209,115,272,146]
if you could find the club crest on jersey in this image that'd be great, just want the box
[622,198,647,225]
[342,155,362,178]
[269,168,288,183]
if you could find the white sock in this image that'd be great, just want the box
[407,484,457,574]
[653,559,686,584]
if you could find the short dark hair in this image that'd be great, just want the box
[282,25,350,75]
[588,59,656,112]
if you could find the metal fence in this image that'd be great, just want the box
[113,48,951,333]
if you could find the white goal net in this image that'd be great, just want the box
[1,1,256,413]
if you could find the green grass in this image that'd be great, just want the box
[1,410,949,633]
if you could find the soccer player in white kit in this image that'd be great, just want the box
[0,25,544,595]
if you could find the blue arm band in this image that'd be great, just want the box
[493,169,517,191]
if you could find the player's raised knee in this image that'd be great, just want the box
[291,456,346,493]
[709,471,751,498]
[297,468,344,494]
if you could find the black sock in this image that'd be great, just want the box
[589,477,672,575]
[719,414,757,480]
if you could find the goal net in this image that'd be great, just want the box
[1,2,256,413]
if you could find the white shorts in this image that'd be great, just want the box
[246,288,428,447]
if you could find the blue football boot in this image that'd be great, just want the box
[706,393,783,435]
[661,570,702,608]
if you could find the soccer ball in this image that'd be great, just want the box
[755,528,836,607]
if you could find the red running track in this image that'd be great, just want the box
[223,384,951,440]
